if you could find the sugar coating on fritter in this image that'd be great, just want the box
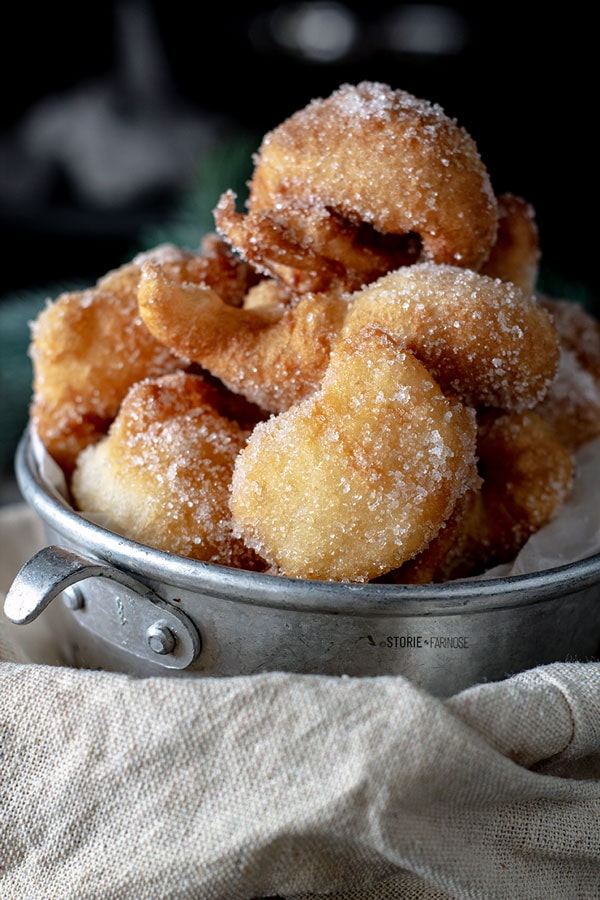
[480,192,541,294]
[29,239,262,477]
[71,372,264,569]
[534,296,600,450]
[216,81,498,293]
[342,262,559,411]
[229,327,478,581]
[30,280,186,477]
[388,409,574,584]
[137,260,348,413]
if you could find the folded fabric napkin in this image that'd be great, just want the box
[1,505,599,900]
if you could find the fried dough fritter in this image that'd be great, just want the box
[388,409,574,583]
[535,296,600,450]
[71,371,265,569]
[229,326,478,581]
[480,193,541,294]
[215,81,498,293]
[342,263,559,412]
[137,260,348,414]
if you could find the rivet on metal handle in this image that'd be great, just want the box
[146,621,177,655]
[4,545,201,669]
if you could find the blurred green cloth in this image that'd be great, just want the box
[0,289,48,473]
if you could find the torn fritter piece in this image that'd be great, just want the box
[215,81,498,293]
[137,260,347,413]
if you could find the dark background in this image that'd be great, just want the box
[0,1,596,304]
[0,0,596,496]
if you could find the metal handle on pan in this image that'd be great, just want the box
[4,545,201,669]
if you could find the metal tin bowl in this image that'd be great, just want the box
[5,428,600,696]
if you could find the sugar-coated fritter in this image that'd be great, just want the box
[388,409,574,583]
[137,260,347,413]
[71,372,265,569]
[29,239,261,476]
[474,409,575,563]
[229,326,478,582]
[535,296,600,450]
[215,81,498,293]
[342,263,559,412]
[480,193,540,294]
[27,78,598,584]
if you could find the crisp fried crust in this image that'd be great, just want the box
[216,81,498,291]
[137,260,347,413]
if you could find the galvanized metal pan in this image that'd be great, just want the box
[5,428,600,696]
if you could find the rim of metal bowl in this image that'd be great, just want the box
[14,427,600,618]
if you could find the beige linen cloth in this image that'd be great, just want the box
[1,504,599,900]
